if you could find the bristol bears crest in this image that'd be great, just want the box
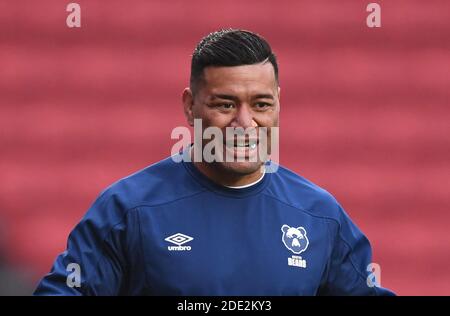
[281,224,309,254]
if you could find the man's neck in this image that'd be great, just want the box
[193,161,265,187]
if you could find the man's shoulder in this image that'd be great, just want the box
[267,164,344,221]
[98,156,204,211]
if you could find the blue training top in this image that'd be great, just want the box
[34,152,395,295]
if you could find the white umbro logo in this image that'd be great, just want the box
[165,233,194,251]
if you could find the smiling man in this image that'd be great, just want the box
[34,29,394,295]
[182,36,280,186]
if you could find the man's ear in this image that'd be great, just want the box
[182,88,195,126]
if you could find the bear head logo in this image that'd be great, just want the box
[281,224,309,254]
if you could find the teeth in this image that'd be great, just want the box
[226,139,258,148]
[236,140,246,147]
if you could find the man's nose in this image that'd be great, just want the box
[231,104,257,128]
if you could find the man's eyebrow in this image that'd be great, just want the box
[251,94,274,100]
[210,94,240,102]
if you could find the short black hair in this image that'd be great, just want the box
[190,29,278,94]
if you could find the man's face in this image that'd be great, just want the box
[184,61,280,175]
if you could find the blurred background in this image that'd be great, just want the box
[0,0,449,295]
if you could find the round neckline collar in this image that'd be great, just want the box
[180,152,271,198]
[223,169,266,189]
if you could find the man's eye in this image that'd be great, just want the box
[255,102,271,109]
[217,103,235,109]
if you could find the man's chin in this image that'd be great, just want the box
[215,161,264,176]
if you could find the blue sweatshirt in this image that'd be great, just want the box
[34,153,394,295]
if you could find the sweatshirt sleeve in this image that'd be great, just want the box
[33,190,130,296]
[317,205,395,296]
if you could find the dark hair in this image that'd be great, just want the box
[190,29,278,94]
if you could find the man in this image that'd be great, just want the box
[35,29,394,295]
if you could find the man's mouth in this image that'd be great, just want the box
[225,139,258,149]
